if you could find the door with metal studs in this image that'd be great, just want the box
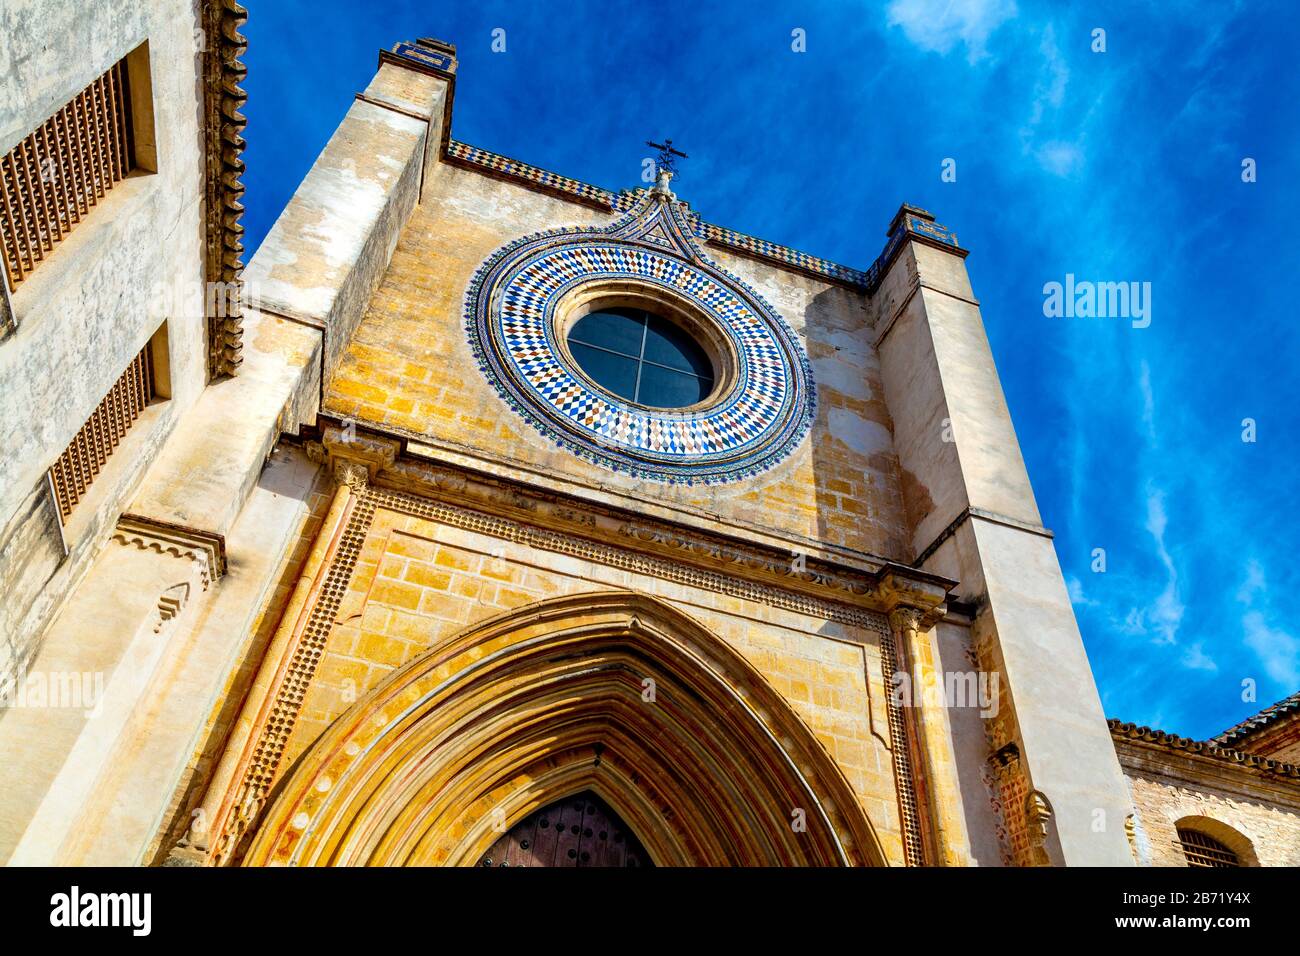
[477,791,652,867]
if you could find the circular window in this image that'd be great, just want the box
[567,307,715,408]
[464,193,817,484]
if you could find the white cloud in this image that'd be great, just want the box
[1027,23,1069,123]
[1236,558,1265,604]
[1242,611,1300,685]
[1143,488,1185,645]
[886,0,1018,63]
[1180,642,1218,672]
[1067,575,1098,607]
[1235,561,1299,685]
[1035,140,1084,176]
[1137,359,1156,438]
[1019,24,1087,177]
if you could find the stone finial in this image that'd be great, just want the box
[651,167,676,201]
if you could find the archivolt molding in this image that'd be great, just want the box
[243,591,887,866]
[185,454,944,865]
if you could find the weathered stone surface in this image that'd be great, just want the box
[243,82,445,379]
[324,165,912,565]
[0,0,211,681]
[876,231,1133,865]
[1117,737,1300,867]
[128,308,321,539]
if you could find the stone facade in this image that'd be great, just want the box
[1,12,1294,867]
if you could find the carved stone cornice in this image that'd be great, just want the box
[302,418,957,620]
[201,0,249,378]
[614,519,883,604]
[368,485,892,632]
[321,422,397,488]
[114,514,226,584]
[877,571,948,629]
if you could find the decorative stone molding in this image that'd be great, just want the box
[241,592,886,866]
[321,413,955,616]
[1024,790,1054,865]
[876,617,924,866]
[887,605,924,640]
[198,485,376,865]
[321,421,397,487]
[155,582,191,632]
[616,521,884,602]
[113,515,225,585]
[333,461,369,494]
[201,0,249,378]
[877,571,948,628]
[371,485,894,631]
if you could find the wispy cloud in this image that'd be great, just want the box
[1019,24,1086,176]
[886,0,1018,63]
[1237,561,1300,685]
[1181,643,1218,673]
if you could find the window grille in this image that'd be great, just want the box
[0,59,133,290]
[1177,828,1240,868]
[48,343,154,522]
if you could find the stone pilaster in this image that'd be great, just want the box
[871,206,1134,865]
[166,457,366,866]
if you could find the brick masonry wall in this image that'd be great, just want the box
[1118,742,1300,866]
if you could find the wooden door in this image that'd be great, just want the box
[477,791,652,867]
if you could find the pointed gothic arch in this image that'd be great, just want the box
[243,591,886,866]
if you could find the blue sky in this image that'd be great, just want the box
[241,1,1299,739]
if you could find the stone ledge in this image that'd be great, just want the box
[126,309,320,541]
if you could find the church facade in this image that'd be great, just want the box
[1,7,1295,867]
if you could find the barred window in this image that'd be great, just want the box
[48,324,168,523]
[1176,827,1240,868]
[0,44,152,291]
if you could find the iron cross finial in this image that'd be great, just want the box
[646,138,688,179]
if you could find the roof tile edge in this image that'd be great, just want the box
[1108,718,1300,780]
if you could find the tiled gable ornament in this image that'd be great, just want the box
[465,177,817,484]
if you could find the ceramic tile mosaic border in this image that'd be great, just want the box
[464,191,816,484]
